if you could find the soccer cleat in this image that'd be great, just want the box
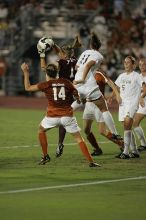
[89,162,101,167]
[56,144,64,157]
[91,148,103,156]
[137,145,146,152]
[129,152,140,158]
[115,152,122,158]
[119,153,130,159]
[112,134,123,141]
[39,154,51,165]
[110,134,124,148]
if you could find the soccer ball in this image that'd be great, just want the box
[37,37,54,52]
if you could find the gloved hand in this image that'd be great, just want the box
[37,41,45,58]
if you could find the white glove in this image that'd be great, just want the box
[37,42,45,58]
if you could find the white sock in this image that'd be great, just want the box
[130,131,139,154]
[123,130,131,155]
[134,126,146,146]
[102,111,118,134]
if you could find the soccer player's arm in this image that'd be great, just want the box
[82,60,95,82]
[107,79,122,104]
[68,81,81,104]
[71,34,82,48]
[139,82,146,107]
[81,55,103,83]
[97,71,121,104]
[74,60,96,85]
[21,63,39,92]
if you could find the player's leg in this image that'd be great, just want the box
[56,125,66,157]
[83,119,103,156]
[129,131,140,158]
[133,113,146,151]
[120,116,133,159]
[38,125,51,165]
[71,131,101,167]
[61,116,100,167]
[56,101,85,158]
[83,102,102,156]
[98,122,124,152]
[38,116,58,164]
[92,97,119,136]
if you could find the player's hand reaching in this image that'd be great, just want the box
[21,63,29,73]
[37,41,45,58]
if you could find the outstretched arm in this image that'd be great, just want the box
[21,63,39,92]
[107,79,122,104]
[74,60,95,85]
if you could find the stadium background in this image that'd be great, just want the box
[0,0,146,98]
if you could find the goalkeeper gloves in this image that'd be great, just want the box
[37,42,45,58]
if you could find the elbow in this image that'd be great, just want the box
[25,86,31,91]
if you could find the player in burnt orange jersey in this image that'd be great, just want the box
[76,69,123,157]
[38,35,82,157]
[93,70,124,151]
[21,62,100,167]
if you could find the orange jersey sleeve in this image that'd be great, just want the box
[94,71,108,95]
[38,78,77,117]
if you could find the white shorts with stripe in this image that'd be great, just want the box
[118,102,139,122]
[40,116,80,133]
[83,102,104,122]
[136,103,146,115]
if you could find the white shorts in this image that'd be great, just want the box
[40,116,80,133]
[136,104,146,115]
[118,102,138,121]
[75,84,102,101]
[71,101,85,112]
[83,102,104,122]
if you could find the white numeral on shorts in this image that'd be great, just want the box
[53,86,66,100]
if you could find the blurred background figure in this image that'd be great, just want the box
[0,0,146,97]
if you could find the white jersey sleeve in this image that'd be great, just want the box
[77,50,103,66]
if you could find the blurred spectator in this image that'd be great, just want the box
[113,0,125,17]
[0,2,8,20]
[84,0,99,10]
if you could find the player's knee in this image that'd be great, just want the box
[84,127,91,135]
[133,120,139,128]
[99,130,105,136]
[38,125,45,134]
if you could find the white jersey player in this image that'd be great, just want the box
[75,49,103,100]
[73,33,122,153]
[133,58,146,151]
[115,56,143,159]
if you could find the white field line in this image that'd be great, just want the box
[0,141,111,149]
[0,176,146,195]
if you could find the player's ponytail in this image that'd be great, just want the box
[71,35,82,49]
[90,32,101,50]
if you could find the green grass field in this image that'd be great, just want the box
[0,108,146,220]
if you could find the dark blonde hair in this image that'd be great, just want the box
[126,56,136,64]
[61,35,82,57]
[46,64,58,78]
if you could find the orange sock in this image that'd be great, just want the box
[79,141,93,162]
[39,132,48,156]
